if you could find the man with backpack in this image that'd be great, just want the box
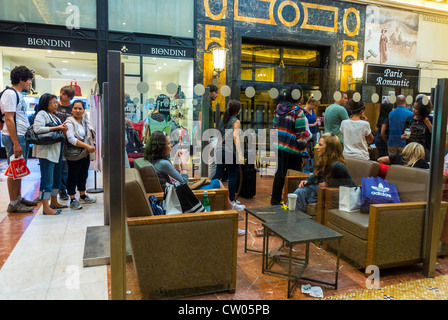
[0,65,39,213]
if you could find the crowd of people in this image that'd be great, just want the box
[276,88,433,210]
[0,65,96,215]
[2,65,435,219]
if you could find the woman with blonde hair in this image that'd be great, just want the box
[293,133,355,212]
[377,142,429,169]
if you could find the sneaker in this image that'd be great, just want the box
[59,190,69,200]
[20,198,40,206]
[70,199,83,210]
[231,202,246,213]
[238,229,246,236]
[79,195,96,204]
[7,202,34,213]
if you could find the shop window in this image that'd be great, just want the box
[109,0,194,38]
[241,44,280,64]
[0,0,96,29]
[282,48,319,67]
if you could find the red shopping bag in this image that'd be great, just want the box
[7,155,30,179]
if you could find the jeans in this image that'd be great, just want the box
[293,183,318,213]
[2,134,29,164]
[213,150,238,202]
[67,156,91,195]
[39,156,63,200]
[271,149,302,205]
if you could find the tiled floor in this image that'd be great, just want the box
[1,158,448,300]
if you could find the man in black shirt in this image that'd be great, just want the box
[54,86,75,200]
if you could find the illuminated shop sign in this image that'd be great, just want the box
[366,64,420,87]
[28,37,71,48]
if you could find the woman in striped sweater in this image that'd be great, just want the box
[270,85,310,205]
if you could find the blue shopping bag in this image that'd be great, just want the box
[361,176,400,213]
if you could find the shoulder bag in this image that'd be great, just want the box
[26,112,64,145]
[63,117,90,161]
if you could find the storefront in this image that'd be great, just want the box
[195,0,366,135]
[0,0,196,157]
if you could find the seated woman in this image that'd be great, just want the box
[293,133,355,212]
[144,131,246,217]
[377,142,429,169]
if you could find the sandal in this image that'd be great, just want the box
[50,205,68,209]
[43,209,62,216]
[255,227,264,237]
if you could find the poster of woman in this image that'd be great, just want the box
[365,5,419,67]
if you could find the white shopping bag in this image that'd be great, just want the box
[163,184,183,215]
[339,186,361,212]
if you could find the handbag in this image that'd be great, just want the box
[26,125,65,145]
[361,176,401,213]
[148,195,166,216]
[63,117,94,161]
[26,111,65,145]
[339,186,361,212]
[70,80,82,96]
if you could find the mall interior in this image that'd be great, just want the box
[2,0,448,305]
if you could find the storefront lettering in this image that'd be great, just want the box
[376,78,410,87]
[366,64,420,88]
[376,68,408,86]
[28,37,71,48]
[151,47,187,57]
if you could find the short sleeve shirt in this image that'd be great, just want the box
[0,89,29,136]
[340,119,372,160]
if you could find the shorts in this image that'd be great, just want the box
[2,134,29,164]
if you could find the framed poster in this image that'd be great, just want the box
[364,5,419,67]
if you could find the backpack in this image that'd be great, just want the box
[148,195,166,215]
[0,87,20,130]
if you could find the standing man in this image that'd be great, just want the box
[387,95,413,156]
[0,65,39,213]
[54,85,75,200]
[324,91,349,146]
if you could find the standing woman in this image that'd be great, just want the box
[213,100,244,205]
[64,100,96,210]
[302,96,320,173]
[340,99,374,160]
[33,93,68,215]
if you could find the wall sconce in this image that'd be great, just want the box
[207,42,227,78]
[351,59,365,82]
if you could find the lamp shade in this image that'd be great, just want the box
[351,60,365,81]
[211,46,226,73]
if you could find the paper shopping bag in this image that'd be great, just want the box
[361,176,400,213]
[163,184,183,215]
[8,155,30,179]
[339,185,361,212]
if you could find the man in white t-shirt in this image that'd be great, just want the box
[0,65,39,213]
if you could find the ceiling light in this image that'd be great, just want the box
[47,50,52,53]
[62,60,68,63]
